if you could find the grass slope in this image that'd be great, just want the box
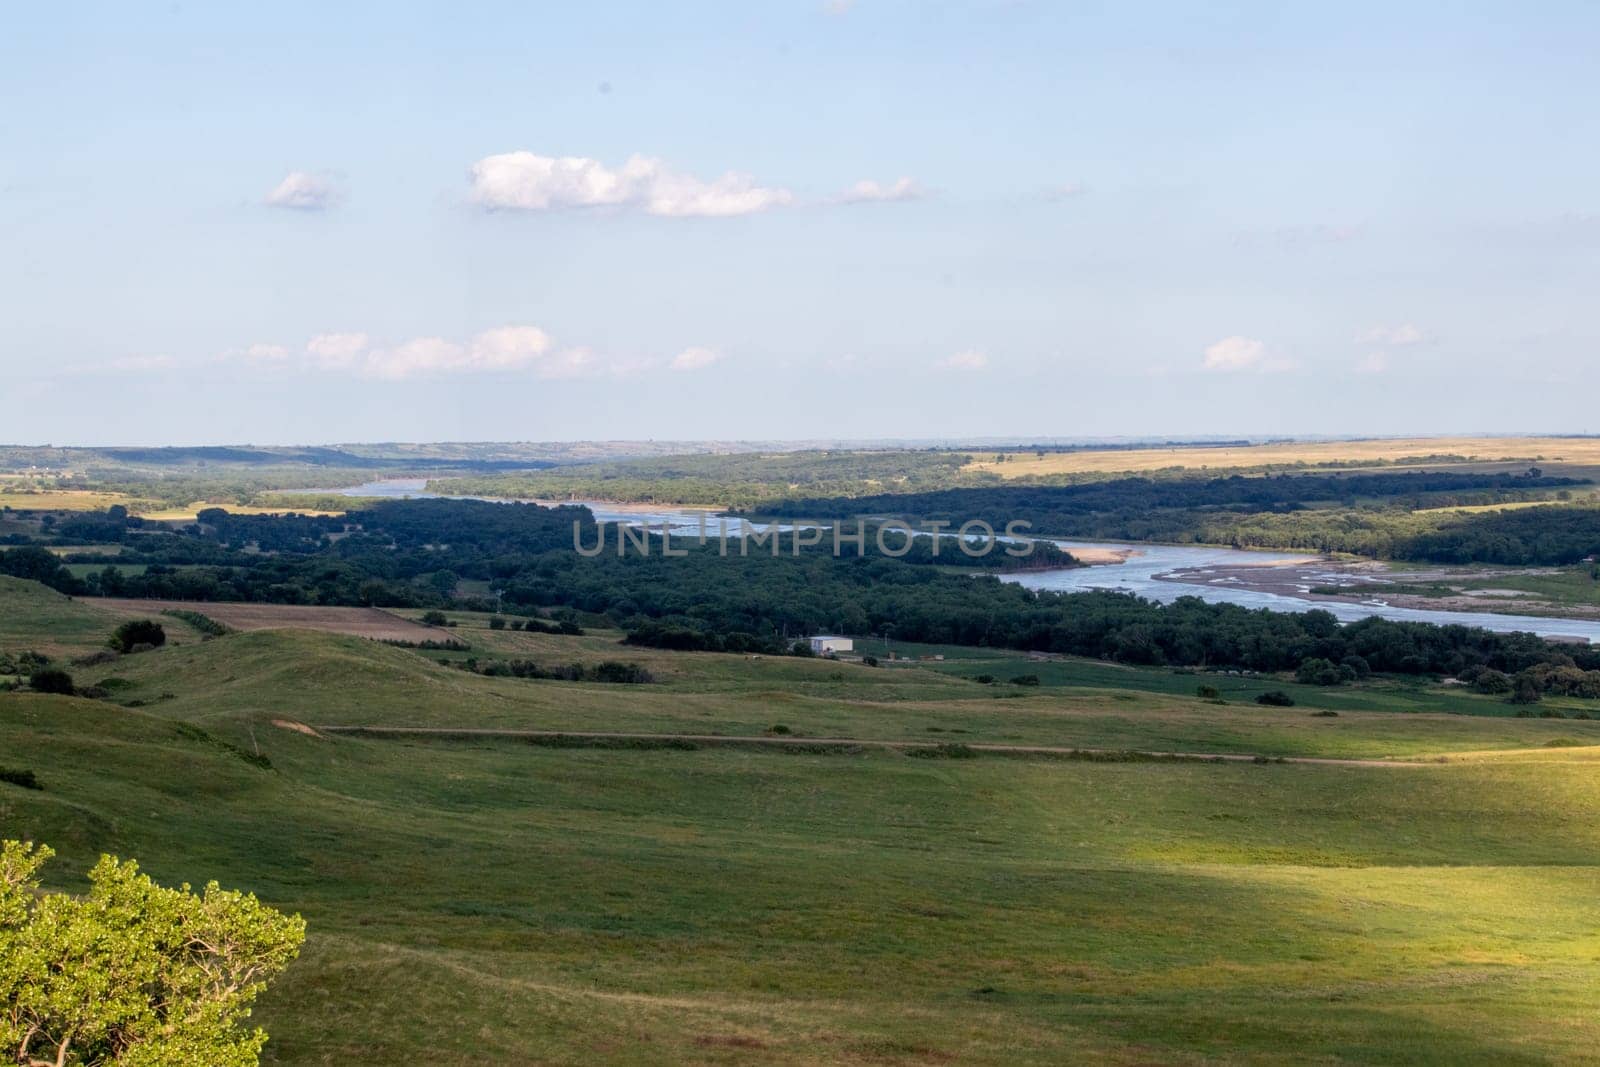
[8,580,1600,1062]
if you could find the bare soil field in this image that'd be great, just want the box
[964,435,1600,479]
[87,598,444,642]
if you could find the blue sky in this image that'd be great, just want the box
[4,1,1598,446]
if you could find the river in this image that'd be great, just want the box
[323,479,1600,643]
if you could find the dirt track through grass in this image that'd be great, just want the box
[313,725,1432,766]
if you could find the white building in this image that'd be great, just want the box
[808,634,854,655]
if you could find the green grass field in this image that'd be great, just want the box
[6,578,1600,1063]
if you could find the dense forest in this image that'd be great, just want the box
[428,450,995,508]
[757,470,1600,565]
[3,499,1597,682]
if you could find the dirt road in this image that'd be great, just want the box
[311,725,1430,767]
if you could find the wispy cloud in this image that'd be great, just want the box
[1354,352,1389,374]
[1357,323,1429,346]
[1201,336,1294,373]
[104,354,178,373]
[208,328,710,381]
[303,327,571,380]
[822,0,856,14]
[469,152,794,218]
[938,349,990,371]
[669,346,723,372]
[836,177,925,204]
[264,171,343,211]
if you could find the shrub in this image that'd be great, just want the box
[108,619,166,654]
[1341,654,1372,680]
[1294,658,1344,686]
[1509,675,1543,705]
[1310,710,1340,717]
[1472,669,1513,695]
[0,840,304,1064]
[28,668,75,695]
[768,724,792,735]
[1256,690,1296,707]
[907,742,977,759]
[161,608,230,638]
[1196,684,1220,699]
[862,655,879,667]
[1010,674,1041,687]
[488,616,506,630]
[972,674,995,684]
[588,660,654,685]
[420,610,448,626]
[0,767,41,790]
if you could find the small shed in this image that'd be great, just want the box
[808,634,854,655]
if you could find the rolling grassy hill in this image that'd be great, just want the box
[6,577,1600,1062]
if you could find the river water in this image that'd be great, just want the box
[324,479,1600,643]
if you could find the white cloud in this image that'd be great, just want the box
[939,349,990,371]
[1358,323,1428,346]
[305,332,371,367]
[670,346,723,372]
[465,326,554,370]
[1355,352,1389,374]
[1202,336,1272,372]
[243,327,589,380]
[223,327,708,380]
[469,152,794,218]
[838,177,924,203]
[264,171,342,211]
[823,0,856,13]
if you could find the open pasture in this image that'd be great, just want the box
[85,597,444,643]
[11,580,1600,1062]
[963,434,1600,479]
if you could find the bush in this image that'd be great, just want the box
[1256,690,1296,707]
[0,767,42,790]
[28,668,75,695]
[972,674,995,684]
[1196,684,1220,699]
[108,619,166,654]
[488,616,506,630]
[421,610,448,626]
[1472,669,1513,694]
[588,660,654,684]
[161,609,230,638]
[1294,658,1344,686]
[1341,654,1372,680]
[1509,675,1543,705]
[1010,674,1041,687]
[862,655,879,667]
[907,742,978,759]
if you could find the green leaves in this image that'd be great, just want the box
[0,841,304,1066]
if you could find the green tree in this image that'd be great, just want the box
[108,619,167,654]
[0,841,304,1066]
[26,669,74,696]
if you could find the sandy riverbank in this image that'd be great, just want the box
[1155,558,1600,622]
